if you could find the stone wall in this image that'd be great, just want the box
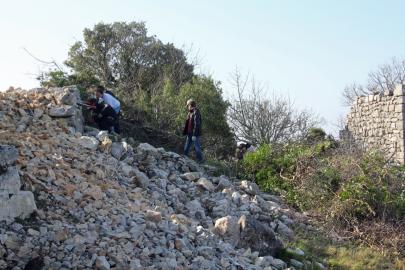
[343,84,405,163]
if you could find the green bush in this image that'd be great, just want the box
[241,140,405,225]
[331,151,405,224]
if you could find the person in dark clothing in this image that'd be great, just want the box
[182,99,204,162]
[86,98,118,133]
[95,85,121,134]
[235,142,252,160]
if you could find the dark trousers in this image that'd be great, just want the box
[184,135,203,162]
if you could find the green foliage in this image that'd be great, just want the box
[305,127,326,142]
[65,21,193,92]
[241,140,405,224]
[39,21,234,157]
[331,151,405,224]
[38,69,99,89]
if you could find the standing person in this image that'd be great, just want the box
[183,99,204,162]
[95,85,121,133]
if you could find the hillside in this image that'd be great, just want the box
[0,86,323,269]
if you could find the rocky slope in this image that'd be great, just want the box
[0,86,324,270]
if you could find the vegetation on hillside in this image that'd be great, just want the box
[36,20,405,268]
[240,129,405,260]
[39,21,234,158]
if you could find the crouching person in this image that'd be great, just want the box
[86,98,118,133]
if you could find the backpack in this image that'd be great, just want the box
[105,90,116,99]
[105,90,121,104]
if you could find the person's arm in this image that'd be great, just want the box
[193,110,201,136]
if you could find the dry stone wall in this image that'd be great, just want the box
[344,84,405,163]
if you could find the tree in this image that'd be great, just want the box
[343,58,405,105]
[65,21,194,96]
[39,21,235,158]
[228,68,318,145]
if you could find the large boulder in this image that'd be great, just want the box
[237,215,283,256]
[48,105,75,117]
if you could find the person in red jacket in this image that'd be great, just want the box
[183,99,203,162]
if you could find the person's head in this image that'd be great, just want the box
[186,99,196,111]
[95,85,105,99]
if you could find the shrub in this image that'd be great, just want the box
[241,141,405,225]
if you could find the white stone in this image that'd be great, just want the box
[96,131,109,142]
[78,136,99,150]
[241,180,260,195]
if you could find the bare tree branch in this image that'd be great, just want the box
[228,68,318,145]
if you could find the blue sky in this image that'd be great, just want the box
[1,0,405,134]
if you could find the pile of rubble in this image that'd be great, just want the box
[0,86,326,269]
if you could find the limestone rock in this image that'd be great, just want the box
[96,256,110,270]
[197,178,215,192]
[48,105,75,117]
[240,180,260,195]
[78,136,99,150]
[216,177,232,190]
[96,131,109,142]
[270,258,287,269]
[214,216,240,246]
[121,163,136,177]
[137,143,158,154]
[52,86,80,105]
[238,215,283,256]
[85,186,103,200]
[0,167,21,194]
[111,142,128,160]
[0,145,18,169]
[180,172,201,181]
[0,191,37,220]
[133,169,150,188]
[145,210,162,223]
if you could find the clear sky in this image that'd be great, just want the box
[1,0,405,134]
